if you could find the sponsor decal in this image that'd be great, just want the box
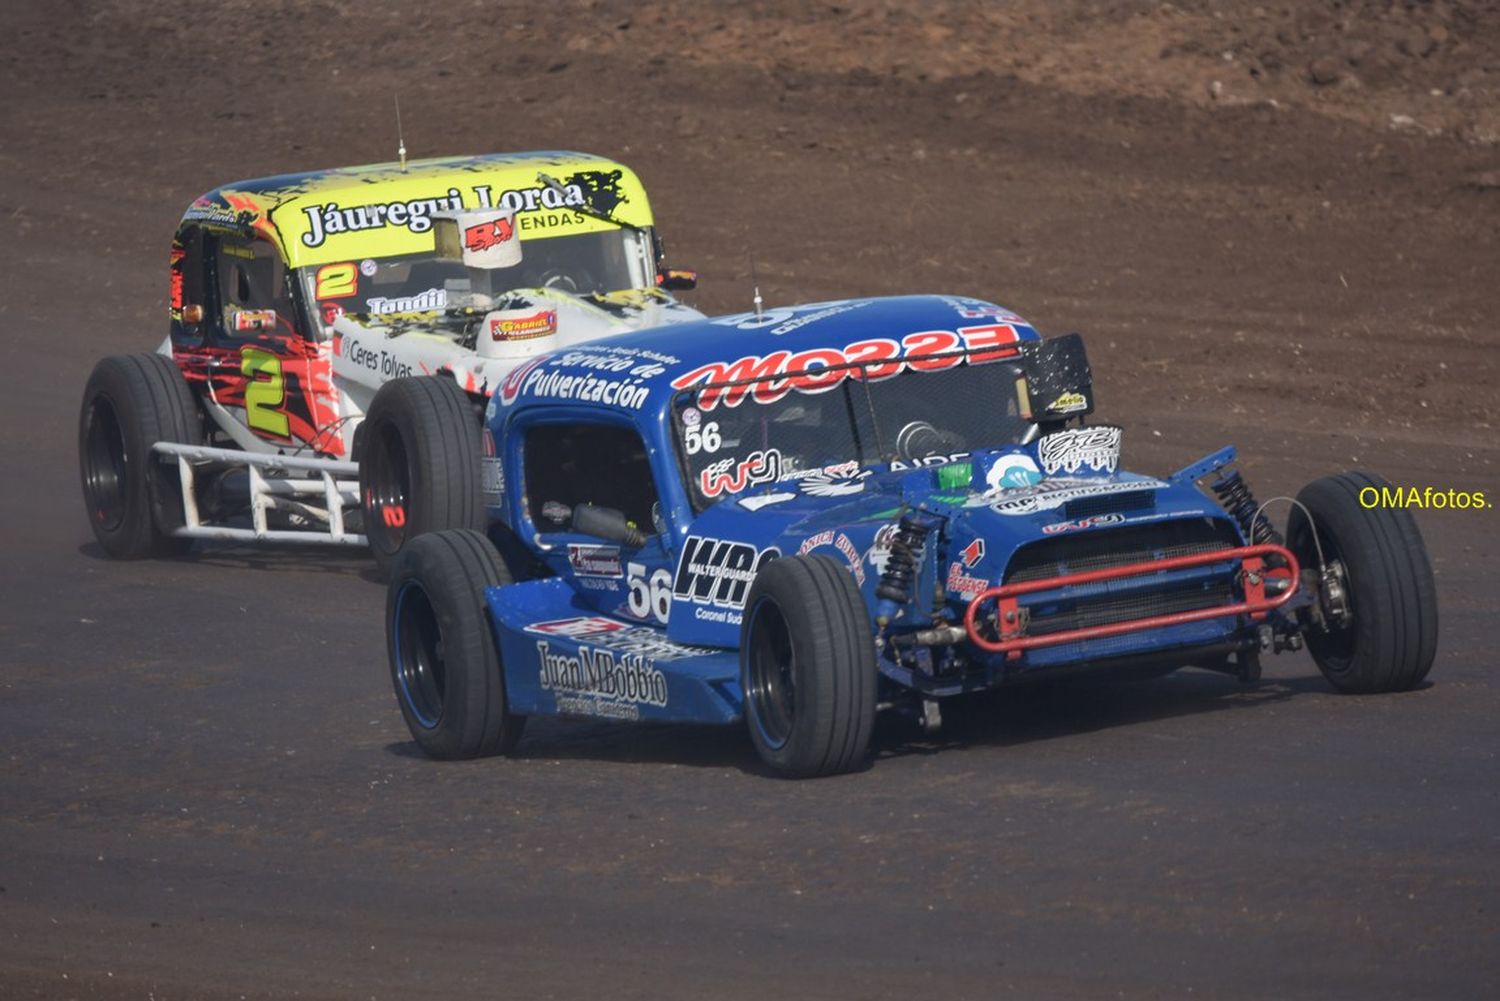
[739,491,797,511]
[780,460,871,497]
[481,457,504,500]
[499,346,679,409]
[1036,426,1122,476]
[568,543,623,579]
[526,616,629,637]
[766,301,871,336]
[299,182,585,249]
[959,538,985,569]
[320,301,345,326]
[889,452,970,472]
[525,616,714,661]
[1041,512,1127,535]
[975,477,1167,516]
[465,216,515,253]
[710,301,872,334]
[672,535,779,625]
[359,258,378,276]
[700,449,783,500]
[1048,391,1088,414]
[490,309,557,341]
[366,287,446,315]
[798,472,868,497]
[233,309,278,333]
[342,336,414,380]
[672,325,1025,411]
[939,295,1028,323]
[481,429,503,502]
[797,530,866,585]
[946,562,990,601]
[497,355,548,406]
[519,367,650,410]
[985,453,1043,490]
[536,639,669,719]
[540,499,572,525]
[681,407,701,427]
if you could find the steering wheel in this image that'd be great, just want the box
[894,420,966,462]
[534,267,596,294]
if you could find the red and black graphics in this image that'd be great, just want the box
[173,337,344,456]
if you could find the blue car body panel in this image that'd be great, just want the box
[487,579,743,724]
[473,295,1263,726]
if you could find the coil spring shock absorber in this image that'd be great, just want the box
[875,514,932,605]
[1211,469,1284,544]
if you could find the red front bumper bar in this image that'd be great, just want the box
[963,543,1301,656]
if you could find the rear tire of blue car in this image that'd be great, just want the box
[78,353,202,559]
[360,376,484,580]
[386,529,525,759]
[740,555,876,778]
[1288,471,1438,694]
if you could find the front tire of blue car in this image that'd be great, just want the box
[740,555,876,778]
[1288,471,1438,694]
[386,529,525,759]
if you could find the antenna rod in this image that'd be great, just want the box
[751,259,763,321]
[395,95,407,172]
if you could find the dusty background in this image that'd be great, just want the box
[2,2,1497,999]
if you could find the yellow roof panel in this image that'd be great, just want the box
[180,152,655,268]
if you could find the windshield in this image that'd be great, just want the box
[299,227,654,331]
[673,349,1033,510]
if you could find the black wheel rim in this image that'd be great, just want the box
[746,597,797,750]
[82,395,128,532]
[1291,519,1357,670]
[393,580,445,728]
[365,421,411,557]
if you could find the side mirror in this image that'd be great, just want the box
[571,503,646,547]
[1016,333,1094,421]
[658,268,698,292]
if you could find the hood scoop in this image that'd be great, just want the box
[1062,486,1156,520]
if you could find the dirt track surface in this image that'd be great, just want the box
[2,2,1498,998]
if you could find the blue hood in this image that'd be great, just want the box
[665,438,1242,649]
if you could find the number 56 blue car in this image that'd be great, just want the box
[384,295,1437,777]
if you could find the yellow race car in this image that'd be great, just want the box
[78,152,702,572]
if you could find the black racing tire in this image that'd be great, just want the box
[78,353,202,559]
[739,555,876,777]
[359,376,483,578]
[1287,471,1438,694]
[386,529,525,759]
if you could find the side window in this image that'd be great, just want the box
[208,233,297,340]
[524,423,661,537]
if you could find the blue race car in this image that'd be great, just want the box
[383,295,1438,776]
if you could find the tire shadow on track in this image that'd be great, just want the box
[379,668,1384,776]
[76,540,379,578]
[384,718,756,771]
[872,669,1427,762]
